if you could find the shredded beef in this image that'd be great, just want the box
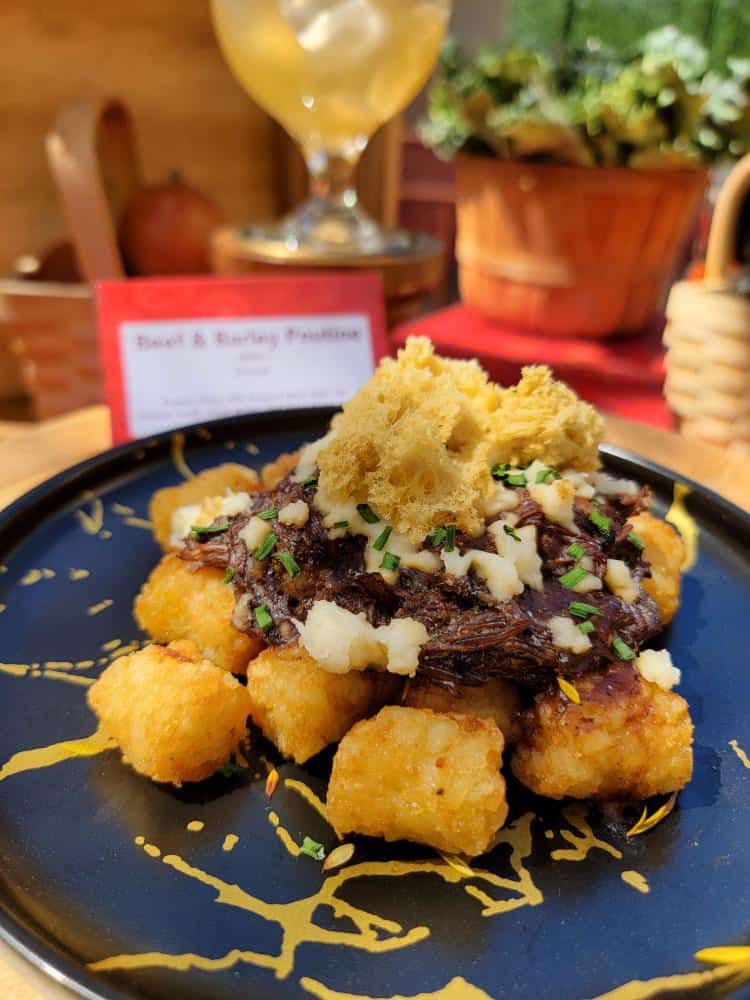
[181,473,661,689]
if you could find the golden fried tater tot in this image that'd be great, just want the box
[150,464,260,551]
[134,554,262,674]
[327,706,508,857]
[512,663,693,802]
[404,678,522,744]
[88,640,252,786]
[261,451,300,489]
[629,512,685,625]
[245,643,394,764]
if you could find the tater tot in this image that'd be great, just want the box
[88,640,252,785]
[134,554,261,674]
[245,643,395,764]
[512,663,693,802]
[404,678,522,744]
[327,706,508,857]
[629,512,685,625]
[261,451,300,489]
[150,464,260,551]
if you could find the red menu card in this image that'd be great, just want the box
[97,272,388,443]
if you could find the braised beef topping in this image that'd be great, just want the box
[181,472,659,689]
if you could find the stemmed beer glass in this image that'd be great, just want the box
[211,0,451,258]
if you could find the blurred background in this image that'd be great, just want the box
[1,0,750,451]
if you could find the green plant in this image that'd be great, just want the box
[420,26,750,168]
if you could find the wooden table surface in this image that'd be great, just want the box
[1,405,749,1000]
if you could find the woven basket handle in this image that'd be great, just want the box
[705,152,750,284]
[45,99,142,282]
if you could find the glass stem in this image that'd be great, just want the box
[304,148,360,209]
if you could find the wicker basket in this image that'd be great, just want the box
[455,156,708,338]
[664,153,750,456]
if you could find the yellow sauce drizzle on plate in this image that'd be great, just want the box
[665,483,698,571]
[730,739,750,769]
[87,599,114,616]
[0,728,115,782]
[621,871,650,894]
[550,804,622,862]
[300,976,494,1000]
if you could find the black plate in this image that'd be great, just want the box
[1,409,750,1000]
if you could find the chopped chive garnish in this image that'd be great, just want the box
[254,531,277,561]
[568,542,585,561]
[569,601,602,619]
[380,551,401,572]
[429,525,448,547]
[536,468,561,484]
[443,525,457,553]
[628,531,645,551]
[503,523,521,542]
[254,604,273,631]
[356,503,379,524]
[559,565,588,588]
[491,463,510,481]
[277,551,300,578]
[589,507,612,535]
[332,520,349,530]
[258,508,278,521]
[373,526,392,551]
[612,634,635,661]
[506,472,527,487]
[578,620,595,635]
[300,836,325,861]
[300,476,318,490]
[189,522,228,541]
[222,566,235,584]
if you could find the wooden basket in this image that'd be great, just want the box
[664,154,750,455]
[0,100,141,419]
[455,155,707,338]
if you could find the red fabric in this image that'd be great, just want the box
[391,304,673,429]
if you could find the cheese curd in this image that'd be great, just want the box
[238,516,272,554]
[295,600,428,676]
[636,648,681,690]
[547,615,592,654]
[489,520,543,591]
[169,491,252,549]
[278,500,309,527]
[605,558,639,604]
[442,548,524,603]
[528,474,578,533]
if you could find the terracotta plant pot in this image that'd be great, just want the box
[455,155,708,338]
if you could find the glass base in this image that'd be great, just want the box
[240,197,440,263]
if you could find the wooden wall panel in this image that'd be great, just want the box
[0,0,278,274]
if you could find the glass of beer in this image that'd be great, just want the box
[211,0,451,257]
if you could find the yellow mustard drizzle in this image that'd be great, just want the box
[592,963,750,999]
[268,810,302,856]
[665,482,698,571]
[549,804,622,862]
[20,569,55,586]
[300,976,494,1000]
[0,728,115,782]
[284,778,329,823]
[730,739,750,770]
[171,432,194,480]
[88,805,544,982]
[75,496,104,535]
[87,599,114,616]
[621,871,650,894]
